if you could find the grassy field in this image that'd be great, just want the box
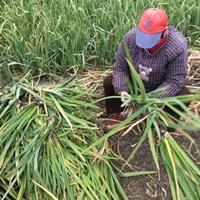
[0,0,200,81]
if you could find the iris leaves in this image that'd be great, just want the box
[0,75,127,200]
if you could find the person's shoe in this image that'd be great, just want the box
[105,113,127,130]
[103,105,136,131]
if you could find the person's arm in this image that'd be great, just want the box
[112,40,130,94]
[154,48,188,98]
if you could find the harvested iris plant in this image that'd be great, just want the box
[0,74,127,200]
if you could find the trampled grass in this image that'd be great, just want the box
[0,0,200,80]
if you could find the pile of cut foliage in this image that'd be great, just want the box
[0,73,127,200]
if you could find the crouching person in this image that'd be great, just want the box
[103,8,191,131]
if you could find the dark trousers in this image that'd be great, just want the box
[103,75,191,124]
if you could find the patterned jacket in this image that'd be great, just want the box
[112,26,188,98]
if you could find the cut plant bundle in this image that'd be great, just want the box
[0,73,127,200]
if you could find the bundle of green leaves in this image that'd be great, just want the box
[0,73,127,200]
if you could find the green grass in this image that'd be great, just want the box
[0,0,200,81]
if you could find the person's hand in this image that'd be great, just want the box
[120,91,132,107]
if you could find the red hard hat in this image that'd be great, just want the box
[136,8,168,48]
